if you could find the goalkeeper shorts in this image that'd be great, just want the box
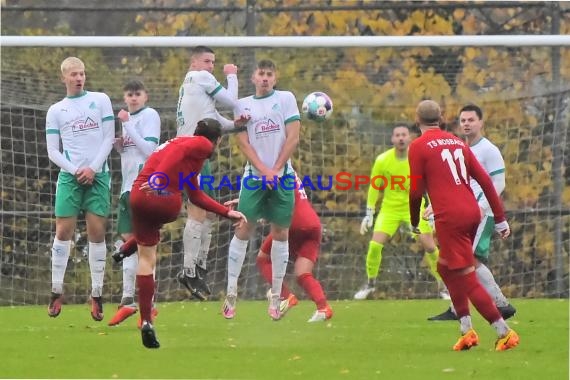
[373,208,432,236]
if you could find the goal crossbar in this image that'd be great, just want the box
[2,35,570,48]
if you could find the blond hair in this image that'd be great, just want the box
[60,57,85,75]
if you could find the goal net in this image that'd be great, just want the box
[1,38,569,306]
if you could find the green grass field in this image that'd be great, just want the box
[2,299,568,379]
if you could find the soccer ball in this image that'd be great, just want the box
[302,92,333,122]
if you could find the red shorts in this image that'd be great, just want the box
[130,189,182,246]
[435,216,479,270]
[260,227,321,263]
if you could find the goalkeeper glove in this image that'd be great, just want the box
[495,220,510,239]
[360,207,375,235]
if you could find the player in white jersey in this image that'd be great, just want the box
[175,46,248,300]
[45,57,114,321]
[222,59,301,321]
[427,104,516,321]
[108,80,161,326]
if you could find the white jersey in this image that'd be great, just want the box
[469,137,505,215]
[176,70,224,136]
[46,91,114,173]
[119,107,161,194]
[235,90,300,177]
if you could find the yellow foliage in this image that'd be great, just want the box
[410,10,426,30]
[426,13,455,35]
[367,18,393,34]
[325,200,338,210]
[328,13,349,31]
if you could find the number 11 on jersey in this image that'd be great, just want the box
[441,148,467,185]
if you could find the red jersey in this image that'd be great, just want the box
[290,176,321,231]
[408,129,506,228]
[260,175,321,262]
[134,136,229,217]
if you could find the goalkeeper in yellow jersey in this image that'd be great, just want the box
[354,124,447,300]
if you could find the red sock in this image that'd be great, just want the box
[121,237,138,258]
[256,255,290,298]
[438,263,501,323]
[137,274,155,323]
[297,273,327,309]
[438,263,470,318]
[464,271,502,323]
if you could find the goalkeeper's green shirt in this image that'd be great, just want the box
[366,147,411,212]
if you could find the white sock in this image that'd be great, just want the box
[459,315,473,334]
[122,253,138,300]
[270,240,289,297]
[51,238,71,294]
[183,218,202,277]
[88,241,107,297]
[227,235,248,295]
[492,318,510,337]
[197,218,212,270]
[476,264,509,307]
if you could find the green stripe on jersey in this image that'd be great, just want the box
[208,84,223,97]
[489,168,505,176]
[102,115,114,122]
[144,137,159,143]
[284,115,301,124]
[46,129,60,135]
[253,90,274,100]
[66,91,87,99]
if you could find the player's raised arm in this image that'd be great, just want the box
[210,65,240,130]
[201,69,238,109]
[117,108,160,157]
[222,63,239,100]
[213,109,245,131]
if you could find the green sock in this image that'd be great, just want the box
[365,241,384,279]
[424,248,441,282]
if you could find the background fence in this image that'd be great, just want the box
[1,1,569,305]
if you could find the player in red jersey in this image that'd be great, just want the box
[409,100,519,352]
[226,173,333,322]
[115,118,247,349]
[259,174,332,322]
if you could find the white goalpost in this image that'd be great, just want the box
[1,35,568,306]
